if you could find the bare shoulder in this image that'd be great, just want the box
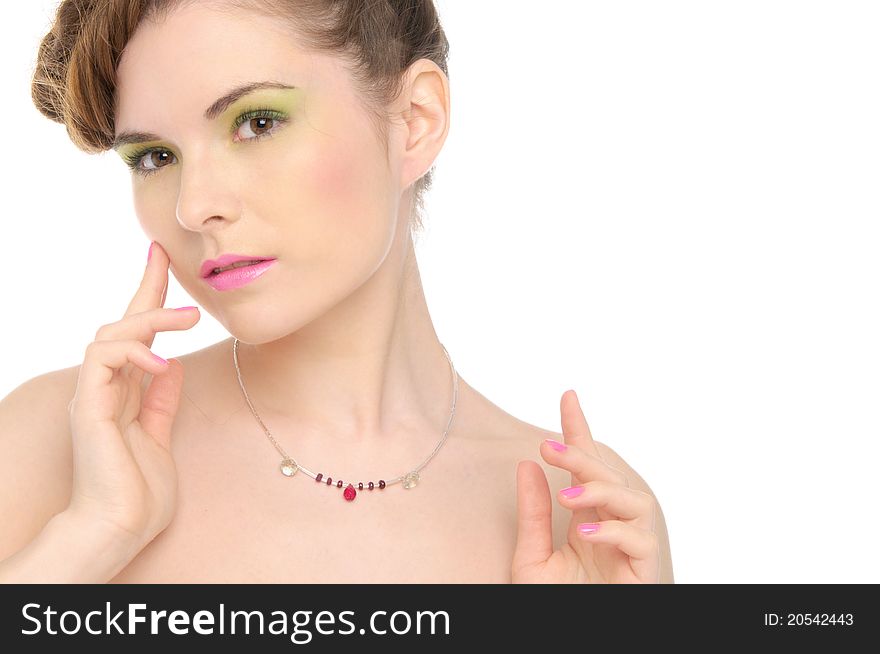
[0,363,81,450]
[590,440,675,583]
[508,422,654,499]
[482,403,634,489]
[490,405,674,583]
[0,341,216,562]
[592,440,655,496]
[0,364,82,559]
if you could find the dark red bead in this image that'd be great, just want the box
[337,480,343,488]
[343,484,357,501]
[379,480,386,489]
[316,473,323,483]
[326,477,332,485]
[358,483,363,490]
[368,481,374,490]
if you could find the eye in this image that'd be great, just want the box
[133,150,174,175]
[232,109,288,142]
[123,107,290,177]
[120,148,176,177]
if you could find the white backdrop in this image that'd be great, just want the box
[1,1,878,583]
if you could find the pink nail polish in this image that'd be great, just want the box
[174,306,198,311]
[560,486,584,499]
[578,522,600,535]
[147,241,154,263]
[545,438,567,452]
[151,353,169,365]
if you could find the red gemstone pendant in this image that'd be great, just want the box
[343,483,357,501]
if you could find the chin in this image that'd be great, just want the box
[223,313,313,347]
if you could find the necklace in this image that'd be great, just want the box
[232,338,459,502]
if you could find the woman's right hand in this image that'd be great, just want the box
[65,241,201,554]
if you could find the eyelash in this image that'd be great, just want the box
[122,107,290,178]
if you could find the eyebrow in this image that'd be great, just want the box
[111,80,297,150]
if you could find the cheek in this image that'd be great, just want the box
[298,133,393,243]
[308,142,370,209]
[290,139,397,286]
[133,188,165,236]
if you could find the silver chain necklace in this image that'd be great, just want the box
[232,338,459,502]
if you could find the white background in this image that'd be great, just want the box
[1,1,878,583]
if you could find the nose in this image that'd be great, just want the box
[175,150,240,231]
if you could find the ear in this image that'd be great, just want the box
[395,59,450,189]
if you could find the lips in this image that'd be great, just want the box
[202,258,278,291]
[211,259,264,274]
[200,254,275,279]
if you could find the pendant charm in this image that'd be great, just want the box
[280,458,298,477]
[343,483,357,501]
[402,471,420,489]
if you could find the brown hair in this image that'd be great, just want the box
[30,0,450,236]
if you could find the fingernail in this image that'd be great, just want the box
[545,438,567,452]
[147,241,154,263]
[174,306,198,311]
[577,522,600,535]
[151,353,169,365]
[560,486,584,499]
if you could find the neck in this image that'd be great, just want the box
[228,227,457,450]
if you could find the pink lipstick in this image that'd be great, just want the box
[201,254,277,291]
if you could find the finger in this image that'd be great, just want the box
[119,241,172,390]
[71,339,173,425]
[111,241,168,384]
[560,389,599,459]
[558,480,655,522]
[541,437,626,486]
[105,303,198,394]
[576,519,660,583]
[138,357,185,451]
[125,241,170,322]
[511,460,554,576]
[94,307,201,344]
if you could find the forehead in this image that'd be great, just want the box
[114,3,349,128]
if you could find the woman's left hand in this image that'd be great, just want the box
[511,390,660,583]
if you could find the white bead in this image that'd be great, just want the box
[403,471,420,489]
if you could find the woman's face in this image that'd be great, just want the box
[113,3,412,341]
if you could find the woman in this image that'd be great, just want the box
[0,0,673,583]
